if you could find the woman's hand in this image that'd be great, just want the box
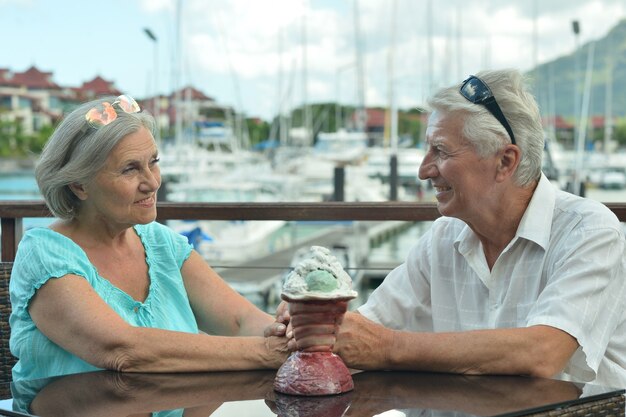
[264,301,290,338]
[262,334,291,368]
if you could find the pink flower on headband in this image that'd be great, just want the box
[84,95,141,129]
[85,102,117,127]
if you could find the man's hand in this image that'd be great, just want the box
[334,311,395,370]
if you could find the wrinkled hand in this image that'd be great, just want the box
[288,300,349,352]
[263,301,290,338]
[264,335,291,368]
[334,312,394,370]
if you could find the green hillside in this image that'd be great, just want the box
[529,18,626,118]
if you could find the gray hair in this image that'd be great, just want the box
[35,96,157,219]
[427,69,544,186]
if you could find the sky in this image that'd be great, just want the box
[1,0,626,121]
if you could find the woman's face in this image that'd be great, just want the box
[81,127,161,228]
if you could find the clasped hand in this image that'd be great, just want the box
[264,300,349,352]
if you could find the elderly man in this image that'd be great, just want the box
[285,69,626,388]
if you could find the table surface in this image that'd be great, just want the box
[0,369,623,417]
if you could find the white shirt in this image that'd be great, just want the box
[359,174,626,388]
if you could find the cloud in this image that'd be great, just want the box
[136,0,626,119]
[138,0,173,13]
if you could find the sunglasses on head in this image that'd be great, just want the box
[459,75,516,145]
[84,95,140,129]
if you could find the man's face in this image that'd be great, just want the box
[419,111,501,222]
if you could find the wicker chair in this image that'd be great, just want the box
[0,262,16,386]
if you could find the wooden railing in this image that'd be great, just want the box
[2,200,626,262]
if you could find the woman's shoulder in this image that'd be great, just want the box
[16,226,90,268]
[135,222,192,267]
[11,227,95,305]
[20,226,80,252]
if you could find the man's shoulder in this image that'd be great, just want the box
[554,190,620,227]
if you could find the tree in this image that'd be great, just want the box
[245,118,270,146]
[613,118,626,147]
[0,118,56,157]
[0,119,25,157]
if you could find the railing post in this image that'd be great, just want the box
[1,217,22,262]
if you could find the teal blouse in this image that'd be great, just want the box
[9,222,195,381]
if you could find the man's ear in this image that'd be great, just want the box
[68,183,88,200]
[495,145,521,182]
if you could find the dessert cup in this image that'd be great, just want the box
[274,297,354,396]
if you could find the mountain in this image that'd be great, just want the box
[529,18,626,118]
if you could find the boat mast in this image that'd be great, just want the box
[302,4,312,146]
[387,0,399,200]
[386,0,398,152]
[426,0,434,96]
[353,0,366,133]
[604,35,613,155]
[174,0,183,146]
[572,41,595,196]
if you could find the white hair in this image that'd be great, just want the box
[36,97,156,219]
[427,69,544,186]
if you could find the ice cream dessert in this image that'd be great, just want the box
[281,246,358,301]
[274,246,357,396]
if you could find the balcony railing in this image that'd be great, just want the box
[2,200,626,262]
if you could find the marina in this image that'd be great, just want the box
[1,152,626,313]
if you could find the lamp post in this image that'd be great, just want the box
[143,27,159,142]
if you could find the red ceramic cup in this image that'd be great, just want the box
[274,296,354,396]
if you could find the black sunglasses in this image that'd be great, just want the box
[459,75,516,145]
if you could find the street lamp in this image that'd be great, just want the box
[143,27,159,142]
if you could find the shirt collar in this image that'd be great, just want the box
[454,173,555,252]
[516,173,555,250]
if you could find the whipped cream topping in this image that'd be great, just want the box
[282,245,358,300]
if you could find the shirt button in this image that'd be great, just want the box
[133,307,139,313]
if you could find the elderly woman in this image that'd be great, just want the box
[9,95,288,381]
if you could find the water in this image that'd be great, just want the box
[0,171,53,230]
[0,171,40,200]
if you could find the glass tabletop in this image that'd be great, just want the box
[0,370,623,417]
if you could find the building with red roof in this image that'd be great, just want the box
[72,76,122,101]
[0,66,66,134]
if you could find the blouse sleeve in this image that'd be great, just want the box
[9,228,95,316]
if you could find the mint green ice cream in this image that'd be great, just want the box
[305,270,339,292]
[282,245,358,300]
